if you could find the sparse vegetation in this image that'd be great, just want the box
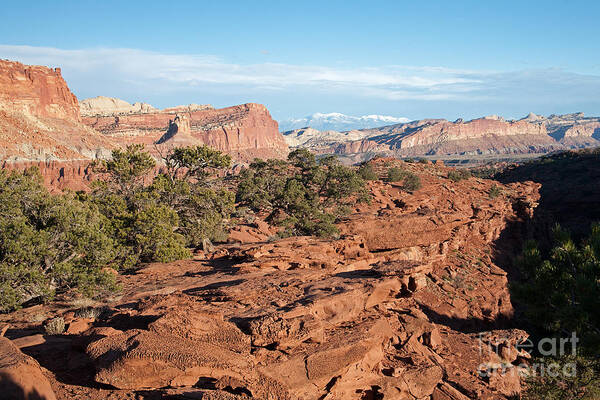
[384,166,421,191]
[357,163,378,180]
[44,317,65,335]
[489,184,502,198]
[447,169,472,182]
[236,149,369,238]
[385,167,406,182]
[74,306,106,319]
[402,172,422,191]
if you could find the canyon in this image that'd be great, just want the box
[1,58,598,399]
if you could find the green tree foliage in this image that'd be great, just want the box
[447,169,472,182]
[162,145,232,183]
[91,145,189,267]
[514,224,600,347]
[385,167,406,182]
[155,145,234,246]
[0,145,234,311]
[95,144,156,200]
[0,168,118,312]
[514,224,600,399]
[236,149,369,238]
[357,163,378,181]
[384,166,422,191]
[93,145,235,265]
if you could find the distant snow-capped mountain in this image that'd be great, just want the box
[278,112,410,132]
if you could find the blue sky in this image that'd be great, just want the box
[1,0,599,122]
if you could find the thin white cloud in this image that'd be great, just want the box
[0,44,477,93]
[1,44,599,115]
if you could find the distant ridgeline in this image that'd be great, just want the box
[283,113,600,164]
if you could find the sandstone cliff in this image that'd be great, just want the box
[0,59,80,121]
[0,60,114,162]
[80,96,158,116]
[0,60,288,188]
[80,96,215,117]
[285,113,600,161]
[83,101,289,161]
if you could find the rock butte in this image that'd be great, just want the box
[82,101,288,161]
[0,159,542,399]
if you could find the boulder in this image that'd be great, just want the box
[0,336,57,400]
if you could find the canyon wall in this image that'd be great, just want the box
[0,59,80,121]
[0,59,289,189]
[82,101,289,161]
[0,60,114,163]
[285,114,600,161]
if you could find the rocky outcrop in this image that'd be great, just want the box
[80,96,214,117]
[0,60,114,162]
[76,164,537,399]
[0,161,541,399]
[85,102,289,161]
[0,336,57,400]
[1,160,96,192]
[0,60,79,121]
[79,96,158,116]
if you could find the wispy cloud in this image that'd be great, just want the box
[1,44,599,118]
[0,45,477,96]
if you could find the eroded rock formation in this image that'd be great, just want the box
[284,113,600,162]
[0,60,79,121]
[0,59,289,189]
[83,102,289,161]
[1,161,541,399]
[0,60,113,162]
[0,336,57,400]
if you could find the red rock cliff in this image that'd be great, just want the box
[0,60,113,163]
[0,59,80,121]
[83,102,289,161]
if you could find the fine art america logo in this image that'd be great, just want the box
[478,332,579,378]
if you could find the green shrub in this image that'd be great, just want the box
[514,224,600,399]
[357,163,378,181]
[383,167,421,191]
[523,355,600,400]
[385,167,407,182]
[93,144,234,264]
[402,172,422,191]
[0,144,234,311]
[447,169,472,182]
[236,149,369,238]
[489,184,502,198]
[418,158,428,164]
[0,168,119,312]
